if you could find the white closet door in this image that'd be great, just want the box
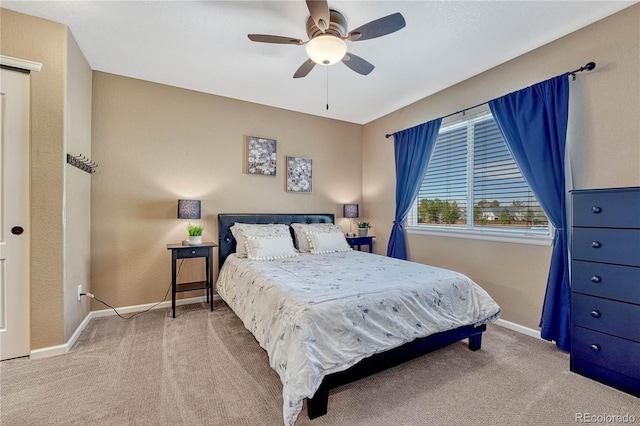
[0,67,31,360]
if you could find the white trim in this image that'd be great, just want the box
[88,295,215,318]
[406,225,553,246]
[0,55,42,72]
[494,318,545,341]
[29,344,66,360]
[29,296,546,359]
[29,295,219,359]
[62,309,94,354]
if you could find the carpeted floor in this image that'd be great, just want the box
[1,301,638,425]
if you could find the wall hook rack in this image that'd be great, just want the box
[66,153,98,174]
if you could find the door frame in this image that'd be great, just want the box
[0,55,42,73]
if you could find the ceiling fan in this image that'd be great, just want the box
[248,0,406,78]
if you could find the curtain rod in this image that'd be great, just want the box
[384,61,596,138]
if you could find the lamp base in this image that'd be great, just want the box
[346,232,355,238]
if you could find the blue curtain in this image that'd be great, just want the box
[489,75,570,351]
[387,119,442,259]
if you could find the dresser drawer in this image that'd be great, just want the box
[572,188,640,228]
[572,294,640,342]
[572,260,640,304]
[572,228,640,266]
[174,246,210,259]
[572,326,640,379]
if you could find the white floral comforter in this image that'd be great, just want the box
[216,251,501,425]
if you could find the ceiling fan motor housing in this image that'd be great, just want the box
[306,9,348,39]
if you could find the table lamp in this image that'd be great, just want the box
[343,203,359,237]
[178,199,201,245]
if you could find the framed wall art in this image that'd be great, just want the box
[245,136,277,176]
[286,156,312,193]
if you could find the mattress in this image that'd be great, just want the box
[216,250,501,425]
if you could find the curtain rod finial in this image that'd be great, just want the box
[569,61,596,80]
[385,134,392,139]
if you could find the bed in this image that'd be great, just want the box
[216,213,501,425]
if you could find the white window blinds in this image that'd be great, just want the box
[413,108,549,234]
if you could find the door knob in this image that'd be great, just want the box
[11,226,24,235]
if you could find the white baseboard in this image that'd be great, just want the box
[494,318,544,341]
[29,295,221,360]
[31,298,543,359]
[29,344,66,360]
[87,295,216,318]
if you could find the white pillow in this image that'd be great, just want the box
[291,223,343,252]
[307,231,352,255]
[245,235,298,261]
[230,223,291,258]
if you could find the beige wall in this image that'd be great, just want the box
[1,9,67,349]
[362,5,640,330]
[63,31,92,341]
[90,72,362,309]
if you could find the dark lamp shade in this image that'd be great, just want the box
[343,203,359,219]
[177,199,201,220]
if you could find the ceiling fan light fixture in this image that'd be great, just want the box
[305,35,347,65]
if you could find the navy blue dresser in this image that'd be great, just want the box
[570,187,640,396]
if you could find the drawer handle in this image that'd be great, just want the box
[590,275,601,283]
[590,310,601,318]
[590,344,600,352]
[591,206,602,214]
[590,241,601,248]
[191,250,196,254]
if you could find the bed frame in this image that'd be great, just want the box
[218,213,486,419]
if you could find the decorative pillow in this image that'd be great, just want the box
[245,235,298,260]
[307,231,352,255]
[230,223,291,258]
[291,223,343,253]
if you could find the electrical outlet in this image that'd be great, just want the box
[77,284,83,302]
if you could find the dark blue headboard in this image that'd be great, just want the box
[218,213,335,269]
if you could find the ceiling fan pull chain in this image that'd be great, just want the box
[326,66,329,110]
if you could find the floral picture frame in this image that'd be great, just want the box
[286,156,312,193]
[246,136,277,176]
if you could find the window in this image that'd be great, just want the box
[408,107,551,244]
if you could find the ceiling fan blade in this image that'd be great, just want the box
[293,59,316,78]
[348,12,406,41]
[248,34,304,45]
[306,0,330,32]
[342,53,375,76]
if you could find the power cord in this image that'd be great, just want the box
[80,259,185,320]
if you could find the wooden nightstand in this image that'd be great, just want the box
[346,236,375,253]
[167,242,217,318]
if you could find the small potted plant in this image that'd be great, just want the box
[356,221,372,237]
[188,224,204,245]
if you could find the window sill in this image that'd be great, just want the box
[405,225,553,246]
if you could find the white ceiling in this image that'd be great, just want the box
[3,1,635,124]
